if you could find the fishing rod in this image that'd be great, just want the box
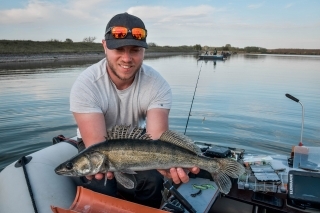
[285,93,304,146]
[184,60,203,135]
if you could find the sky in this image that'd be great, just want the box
[0,0,320,49]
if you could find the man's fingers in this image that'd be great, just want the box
[106,172,114,179]
[170,168,181,184]
[85,175,93,180]
[177,167,189,183]
[85,172,114,181]
[189,167,200,174]
[159,167,200,184]
[94,173,104,180]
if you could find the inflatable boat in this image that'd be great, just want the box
[0,139,79,213]
[2,136,296,213]
[0,137,169,213]
[0,134,225,213]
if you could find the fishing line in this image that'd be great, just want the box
[184,60,203,135]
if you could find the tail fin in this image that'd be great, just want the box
[211,158,245,194]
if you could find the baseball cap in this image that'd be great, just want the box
[105,12,148,49]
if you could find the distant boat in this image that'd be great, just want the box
[198,54,225,60]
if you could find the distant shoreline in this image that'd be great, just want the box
[0,52,196,64]
[1,40,319,64]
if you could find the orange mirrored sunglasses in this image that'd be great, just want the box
[105,26,147,40]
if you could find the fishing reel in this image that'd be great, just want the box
[161,180,196,213]
[161,197,185,213]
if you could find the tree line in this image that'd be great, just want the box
[48,37,96,43]
[0,39,319,55]
[192,44,320,55]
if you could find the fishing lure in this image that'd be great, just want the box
[192,183,215,190]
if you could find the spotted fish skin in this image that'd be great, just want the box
[55,125,245,194]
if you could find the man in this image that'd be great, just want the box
[70,12,199,208]
[213,48,217,55]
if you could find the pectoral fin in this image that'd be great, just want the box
[114,172,136,189]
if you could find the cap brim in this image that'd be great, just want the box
[106,39,148,49]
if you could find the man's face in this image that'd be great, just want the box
[103,40,144,85]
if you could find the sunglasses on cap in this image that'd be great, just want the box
[105,26,147,40]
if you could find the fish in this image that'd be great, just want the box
[55,125,245,194]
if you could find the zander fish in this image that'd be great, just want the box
[55,125,245,194]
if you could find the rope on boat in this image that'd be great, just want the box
[184,60,203,135]
[57,135,78,144]
[52,135,79,149]
[18,156,39,213]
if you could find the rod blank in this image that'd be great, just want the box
[285,93,304,145]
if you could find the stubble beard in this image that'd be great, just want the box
[106,57,142,81]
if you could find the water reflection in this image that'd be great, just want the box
[0,59,101,76]
[244,54,267,59]
[0,53,197,76]
[0,54,319,171]
[196,59,226,71]
[245,54,320,61]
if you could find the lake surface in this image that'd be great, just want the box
[1,54,320,170]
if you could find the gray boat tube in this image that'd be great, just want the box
[0,141,78,213]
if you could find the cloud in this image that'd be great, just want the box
[285,3,294,8]
[0,1,319,48]
[0,0,55,24]
[68,0,105,11]
[0,0,108,24]
[126,5,227,47]
[247,3,264,9]
[127,5,217,25]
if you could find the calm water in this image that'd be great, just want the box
[1,54,320,170]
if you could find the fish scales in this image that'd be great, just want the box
[103,139,202,171]
[55,125,245,194]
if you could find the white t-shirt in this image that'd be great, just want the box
[70,58,172,130]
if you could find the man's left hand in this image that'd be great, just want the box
[158,167,200,184]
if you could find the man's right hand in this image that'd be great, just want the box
[85,172,114,180]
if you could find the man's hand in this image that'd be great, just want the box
[85,172,114,180]
[158,167,200,184]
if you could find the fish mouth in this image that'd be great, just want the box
[55,168,67,175]
[54,165,75,176]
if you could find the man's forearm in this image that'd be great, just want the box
[73,112,107,147]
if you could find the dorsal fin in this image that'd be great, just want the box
[105,125,152,140]
[159,130,202,155]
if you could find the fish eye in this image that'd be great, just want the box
[66,162,73,170]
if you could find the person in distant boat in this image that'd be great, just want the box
[69,12,199,208]
[213,48,217,55]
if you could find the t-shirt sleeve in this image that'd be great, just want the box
[70,74,103,113]
[147,74,172,110]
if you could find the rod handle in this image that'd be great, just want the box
[285,93,299,102]
[163,180,197,213]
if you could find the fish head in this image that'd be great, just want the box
[55,151,107,176]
